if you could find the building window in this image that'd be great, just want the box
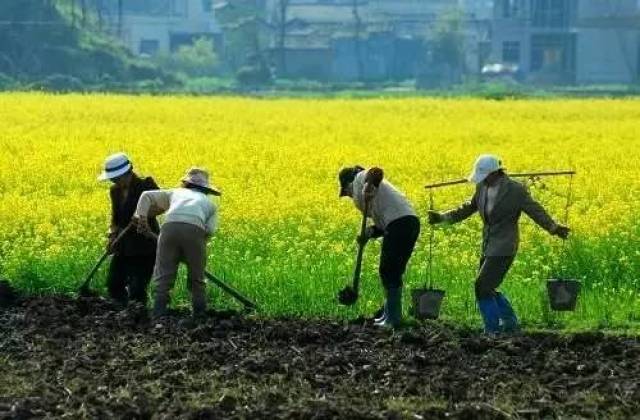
[531,34,575,74]
[502,41,521,63]
[502,0,520,18]
[532,0,572,28]
[139,39,160,55]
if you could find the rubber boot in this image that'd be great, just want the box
[373,300,387,324]
[495,292,520,333]
[477,297,501,335]
[376,287,402,328]
[152,297,169,319]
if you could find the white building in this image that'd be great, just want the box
[107,0,223,56]
[491,0,640,84]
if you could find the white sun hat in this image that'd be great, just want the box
[468,154,503,184]
[98,152,132,181]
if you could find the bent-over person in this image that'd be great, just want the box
[134,168,220,319]
[339,165,420,328]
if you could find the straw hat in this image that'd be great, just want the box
[181,167,221,196]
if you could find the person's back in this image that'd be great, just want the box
[163,187,216,235]
[351,170,416,230]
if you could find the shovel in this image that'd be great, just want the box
[338,200,369,306]
[78,224,133,297]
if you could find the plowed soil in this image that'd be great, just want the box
[1,296,638,419]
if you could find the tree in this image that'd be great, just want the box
[156,37,219,78]
[216,0,268,72]
[117,0,123,36]
[274,0,290,76]
[430,8,465,82]
[80,0,87,26]
[352,0,365,81]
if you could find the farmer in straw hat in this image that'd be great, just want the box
[134,168,221,319]
[428,154,570,334]
[98,152,160,306]
[339,165,420,328]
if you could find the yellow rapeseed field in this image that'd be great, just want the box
[0,93,638,328]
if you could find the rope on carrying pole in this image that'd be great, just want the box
[558,172,575,278]
[427,189,435,289]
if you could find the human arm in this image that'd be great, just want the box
[205,205,219,239]
[521,187,569,239]
[429,191,479,225]
[134,190,171,233]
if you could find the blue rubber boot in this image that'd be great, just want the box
[495,292,520,333]
[477,298,501,335]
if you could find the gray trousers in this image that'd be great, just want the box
[153,222,207,315]
[475,256,515,300]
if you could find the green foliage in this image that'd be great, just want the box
[0,73,17,90]
[156,38,219,78]
[215,0,269,72]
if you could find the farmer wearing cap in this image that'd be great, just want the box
[134,168,220,318]
[428,155,570,334]
[339,166,420,328]
[98,153,160,306]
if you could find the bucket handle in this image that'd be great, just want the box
[426,189,435,290]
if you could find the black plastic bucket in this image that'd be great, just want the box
[547,279,581,311]
[411,288,445,320]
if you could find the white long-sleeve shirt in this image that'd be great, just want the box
[352,170,416,230]
[135,188,218,236]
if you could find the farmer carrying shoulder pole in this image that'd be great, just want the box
[98,153,160,306]
[134,168,220,319]
[428,155,570,334]
[339,165,420,328]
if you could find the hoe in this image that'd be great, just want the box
[337,201,369,306]
[78,224,133,297]
[78,224,257,312]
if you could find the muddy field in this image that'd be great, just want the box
[1,295,639,419]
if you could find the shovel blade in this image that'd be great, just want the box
[337,286,358,306]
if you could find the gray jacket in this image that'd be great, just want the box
[443,175,558,257]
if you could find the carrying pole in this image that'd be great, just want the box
[425,170,576,190]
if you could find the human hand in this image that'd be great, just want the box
[106,231,118,253]
[133,216,150,235]
[554,225,570,240]
[428,210,443,225]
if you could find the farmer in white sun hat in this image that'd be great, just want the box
[428,154,570,335]
[98,152,160,306]
[134,167,221,319]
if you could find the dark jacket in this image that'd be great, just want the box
[110,174,160,256]
[443,175,558,257]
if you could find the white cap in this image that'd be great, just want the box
[468,154,503,184]
[98,153,132,181]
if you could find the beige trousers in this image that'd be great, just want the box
[153,222,207,316]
